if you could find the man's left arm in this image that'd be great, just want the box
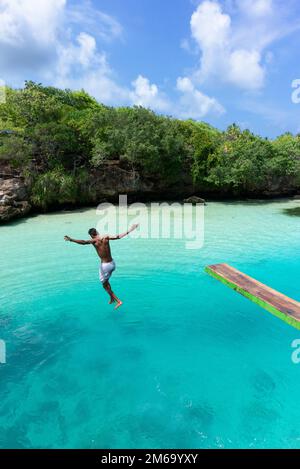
[108,224,139,240]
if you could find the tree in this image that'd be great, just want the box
[206,127,275,193]
[1,82,300,205]
[270,133,300,179]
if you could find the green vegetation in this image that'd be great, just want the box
[30,168,90,209]
[0,81,300,209]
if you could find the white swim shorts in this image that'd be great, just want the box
[99,260,116,284]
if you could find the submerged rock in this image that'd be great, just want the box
[252,370,276,396]
[183,195,206,205]
[282,207,300,217]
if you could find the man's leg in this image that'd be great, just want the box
[109,282,123,309]
[103,281,115,303]
[103,281,123,309]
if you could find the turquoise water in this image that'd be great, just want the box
[1,200,300,449]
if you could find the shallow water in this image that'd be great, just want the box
[1,200,300,448]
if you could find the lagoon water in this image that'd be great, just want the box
[1,200,300,448]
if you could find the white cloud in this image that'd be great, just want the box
[127,76,225,119]
[56,68,130,105]
[0,0,225,120]
[130,75,170,111]
[191,1,231,50]
[0,0,131,106]
[228,49,264,89]
[0,0,66,75]
[177,77,194,94]
[188,0,300,91]
[76,33,97,67]
[241,99,291,130]
[131,75,159,104]
[0,0,65,46]
[0,0,123,78]
[180,38,192,53]
[56,33,97,79]
[67,0,123,42]
[239,0,273,17]
[54,44,168,108]
[57,32,98,77]
[176,77,225,118]
[55,36,129,104]
[190,0,265,90]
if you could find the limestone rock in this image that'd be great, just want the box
[183,195,206,205]
[0,177,31,222]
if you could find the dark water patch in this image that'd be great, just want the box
[74,399,93,423]
[117,399,216,448]
[22,405,68,448]
[282,207,300,217]
[42,372,81,396]
[191,307,263,348]
[127,408,176,447]
[0,423,31,449]
[39,400,61,414]
[240,400,281,436]
[184,402,215,437]
[0,313,13,327]
[0,315,85,391]
[80,354,112,376]
[252,370,276,397]
[120,320,171,337]
[77,427,119,449]
[114,345,144,361]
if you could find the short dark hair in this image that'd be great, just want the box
[88,228,97,237]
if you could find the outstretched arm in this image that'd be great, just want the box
[108,224,139,240]
[64,236,95,245]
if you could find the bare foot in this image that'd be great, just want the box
[114,301,123,310]
[109,298,115,304]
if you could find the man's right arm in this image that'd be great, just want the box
[64,236,95,245]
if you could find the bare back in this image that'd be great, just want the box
[93,236,113,263]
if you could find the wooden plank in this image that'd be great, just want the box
[205,263,300,330]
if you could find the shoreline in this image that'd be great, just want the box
[1,194,299,226]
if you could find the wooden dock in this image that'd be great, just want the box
[205,263,300,330]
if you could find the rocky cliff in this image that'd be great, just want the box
[0,174,31,222]
[84,163,194,203]
[0,163,195,223]
[0,162,298,224]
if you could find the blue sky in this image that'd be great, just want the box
[0,0,300,138]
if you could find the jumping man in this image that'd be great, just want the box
[64,224,139,310]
